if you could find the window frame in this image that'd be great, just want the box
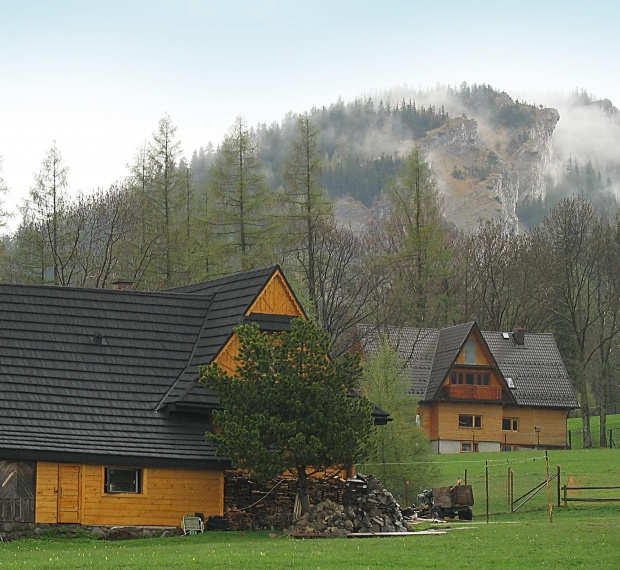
[502,418,519,432]
[104,467,143,495]
[461,442,479,453]
[459,414,482,429]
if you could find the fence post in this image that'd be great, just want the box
[507,467,511,505]
[568,431,572,449]
[610,429,613,449]
[464,468,468,485]
[485,460,489,523]
[545,451,553,523]
[563,485,567,508]
[556,465,561,507]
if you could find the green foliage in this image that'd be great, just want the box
[382,147,452,326]
[200,319,374,511]
[208,117,275,272]
[358,339,434,503]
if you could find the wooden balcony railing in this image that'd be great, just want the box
[447,384,502,401]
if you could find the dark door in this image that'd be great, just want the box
[0,461,36,522]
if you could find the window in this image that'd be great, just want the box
[451,373,457,384]
[459,414,482,428]
[502,418,518,431]
[466,373,474,385]
[461,442,479,452]
[105,468,142,494]
[483,374,490,386]
[464,339,476,365]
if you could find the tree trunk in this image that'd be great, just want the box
[297,466,311,515]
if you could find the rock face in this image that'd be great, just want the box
[288,474,408,537]
[416,97,559,234]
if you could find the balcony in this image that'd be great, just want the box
[447,384,502,401]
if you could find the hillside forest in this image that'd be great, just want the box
[1,86,619,451]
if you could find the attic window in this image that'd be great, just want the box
[104,468,142,494]
[502,332,510,339]
[506,377,516,388]
[93,332,104,345]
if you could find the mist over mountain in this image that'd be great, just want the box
[188,83,620,234]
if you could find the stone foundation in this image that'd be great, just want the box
[0,522,182,542]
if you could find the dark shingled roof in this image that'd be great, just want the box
[0,267,283,468]
[482,331,579,408]
[359,323,578,409]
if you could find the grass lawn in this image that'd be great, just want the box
[567,413,620,449]
[2,448,619,568]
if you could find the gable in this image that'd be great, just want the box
[246,270,304,317]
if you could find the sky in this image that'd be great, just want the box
[1,0,619,225]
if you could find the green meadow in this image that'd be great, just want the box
[2,446,619,569]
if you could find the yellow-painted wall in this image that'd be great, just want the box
[36,463,223,526]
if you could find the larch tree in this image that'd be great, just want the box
[281,113,332,313]
[208,117,274,273]
[147,113,184,286]
[358,338,433,503]
[381,147,450,326]
[24,143,71,283]
[200,319,374,515]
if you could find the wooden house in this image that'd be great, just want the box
[359,322,579,453]
[0,266,388,527]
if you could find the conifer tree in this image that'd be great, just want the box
[201,319,373,514]
[208,117,274,272]
[281,113,332,313]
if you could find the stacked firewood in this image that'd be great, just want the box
[224,471,346,530]
[287,474,409,537]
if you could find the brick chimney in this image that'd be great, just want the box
[512,327,525,346]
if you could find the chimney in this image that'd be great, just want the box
[111,280,134,291]
[512,327,525,346]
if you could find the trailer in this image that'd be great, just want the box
[416,485,474,520]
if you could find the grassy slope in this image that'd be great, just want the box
[2,448,619,569]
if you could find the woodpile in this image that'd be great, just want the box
[224,471,346,530]
[288,474,409,537]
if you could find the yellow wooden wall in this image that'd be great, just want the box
[36,463,223,526]
[454,329,494,366]
[418,403,568,448]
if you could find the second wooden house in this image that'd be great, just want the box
[359,322,579,453]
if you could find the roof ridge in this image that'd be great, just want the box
[154,296,217,411]
[0,282,215,301]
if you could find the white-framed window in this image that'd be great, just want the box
[104,468,142,494]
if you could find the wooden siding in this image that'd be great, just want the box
[454,329,494,366]
[500,406,568,448]
[420,402,568,449]
[36,463,224,526]
[246,270,304,317]
[446,385,502,401]
[216,334,241,375]
[216,269,304,375]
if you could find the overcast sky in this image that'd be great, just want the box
[1,0,619,221]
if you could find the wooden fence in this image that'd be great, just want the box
[562,485,620,507]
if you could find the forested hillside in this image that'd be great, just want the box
[1,84,619,448]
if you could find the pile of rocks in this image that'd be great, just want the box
[288,475,409,537]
